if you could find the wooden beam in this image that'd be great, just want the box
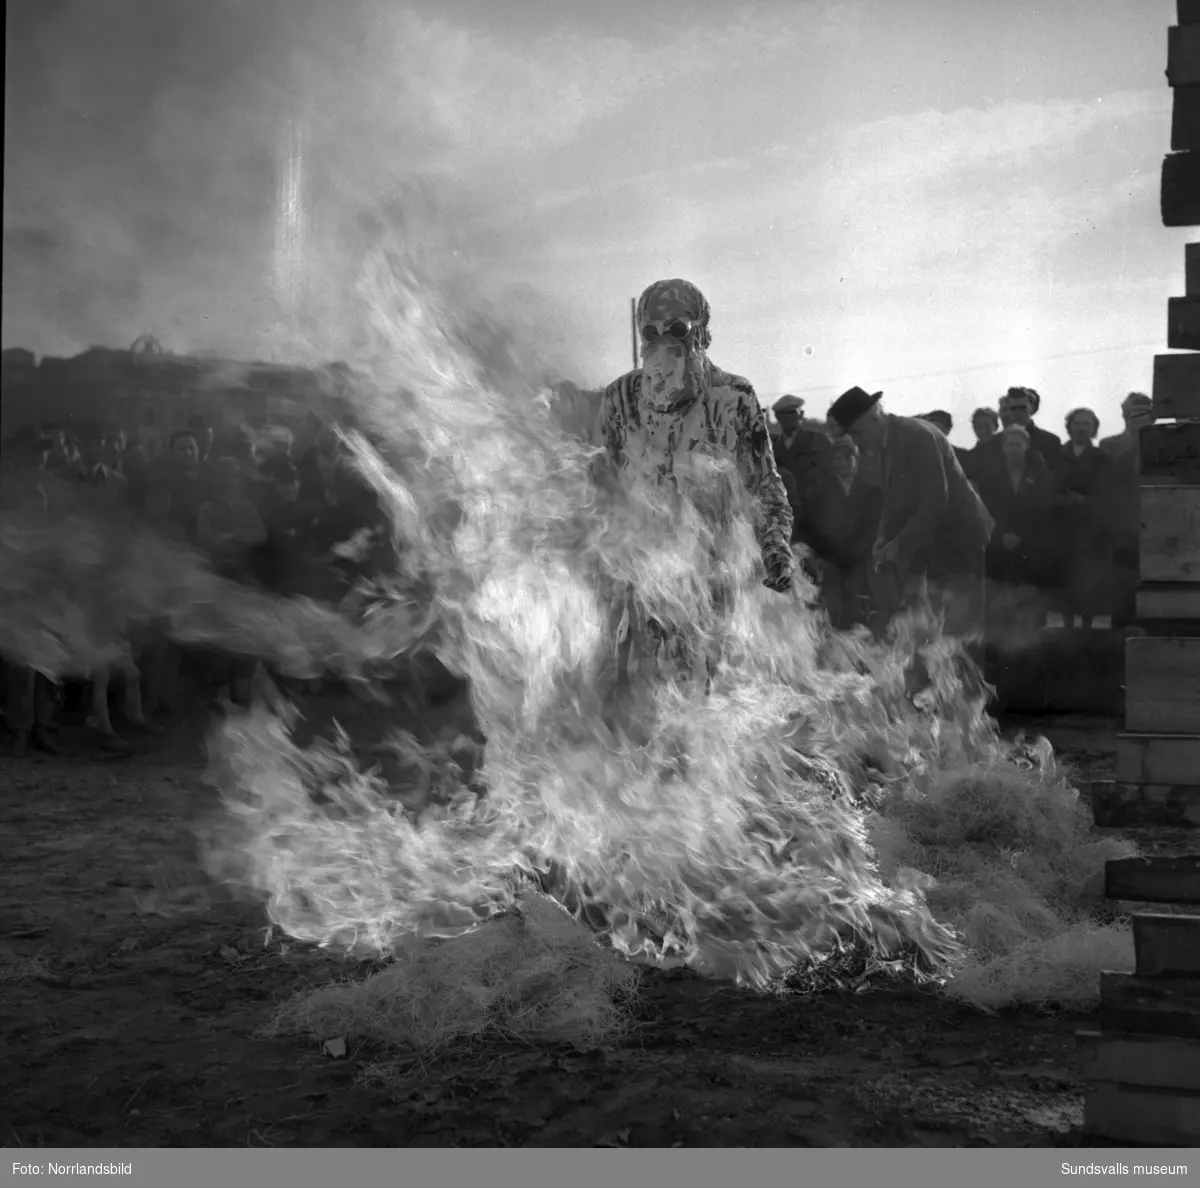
[1090,781,1200,828]
[1169,23,1200,86]
[1116,732,1200,783]
[1152,352,1200,417]
[1078,1029,1200,1090]
[1106,855,1200,903]
[1135,912,1200,976]
[1126,638,1200,734]
[1162,152,1200,227]
[1139,488,1200,581]
[1189,242,1200,294]
[1083,1081,1200,1144]
[1175,85,1200,152]
[1169,294,1200,348]
[1100,971,1200,1037]
[1137,583,1200,618]
[1140,420,1200,479]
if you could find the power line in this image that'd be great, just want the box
[780,339,1164,397]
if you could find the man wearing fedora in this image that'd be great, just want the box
[826,386,994,634]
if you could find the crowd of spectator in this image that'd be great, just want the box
[0,411,390,756]
[0,381,1159,756]
[770,385,1156,636]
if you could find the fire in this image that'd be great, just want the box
[2,236,1120,1000]
[199,239,986,988]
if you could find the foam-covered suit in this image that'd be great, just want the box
[596,279,795,588]
[593,280,795,711]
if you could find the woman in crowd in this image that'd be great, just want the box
[976,424,1056,629]
[1056,407,1111,629]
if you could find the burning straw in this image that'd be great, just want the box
[199,237,1133,1026]
[1,234,1136,1044]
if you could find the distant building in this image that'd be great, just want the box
[1,336,358,453]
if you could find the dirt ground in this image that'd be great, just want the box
[0,699,1155,1148]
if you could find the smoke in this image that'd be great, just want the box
[1,0,585,370]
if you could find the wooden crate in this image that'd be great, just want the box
[1133,913,1200,975]
[1082,1082,1200,1146]
[1105,855,1200,903]
[1079,1031,1200,1091]
[1169,294,1200,348]
[1116,733,1200,784]
[1124,637,1200,733]
[1090,781,1200,827]
[1174,87,1200,154]
[1139,486,1200,581]
[1163,154,1200,227]
[1140,421,1200,483]
[1170,22,1200,86]
[1151,352,1200,418]
[1136,583,1200,618]
[1081,9,1200,1146]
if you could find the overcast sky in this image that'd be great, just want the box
[2,0,1189,443]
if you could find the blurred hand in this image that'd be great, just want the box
[1002,532,1021,550]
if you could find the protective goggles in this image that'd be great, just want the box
[640,319,695,344]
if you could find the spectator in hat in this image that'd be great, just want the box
[771,393,831,553]
[918,410,973,473]
[807,435,882,629]
[826,386,994,635]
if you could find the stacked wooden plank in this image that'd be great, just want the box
[1079,2,1200,1146]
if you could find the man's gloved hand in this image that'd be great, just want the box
[762,548,795,594]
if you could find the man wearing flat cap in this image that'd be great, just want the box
[771,393,831,547]
[826,386,994,634]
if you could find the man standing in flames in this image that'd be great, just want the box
[593,279,795,708]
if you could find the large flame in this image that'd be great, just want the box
[2,236,1114,996]
[198,239,1011,988]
